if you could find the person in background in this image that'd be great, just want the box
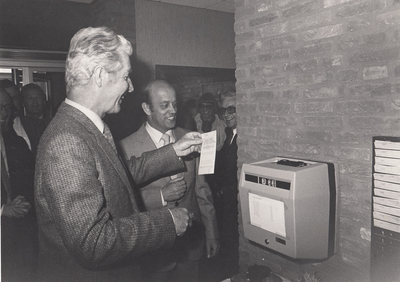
[209,94,240,281]
[119,80,219,282]
[176,98,197,131]
[1,88,38,282]
[18,83,50,157]
[0,79,23,119]
[194,92,226,151]
[217,89,236,119]
[0,79,33,150]
[34,26,202,282]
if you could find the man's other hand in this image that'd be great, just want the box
[172,132,202,157]
[2,196,31,218]
[169,207,193,237]
[206,238,220,258]
[162,177,187,202]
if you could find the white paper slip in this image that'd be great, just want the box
[374,211,400,225]
[374,188,400,200]
[375,157,400,167]
[374,173,400,184]
[375,140,400,150]
[198,130,216,175]
[374,219,400,233]
[374,203,400,217]
[375,149,400,159]
[374,180,400,192]
[374,164,400,175]
[373,196,400,208]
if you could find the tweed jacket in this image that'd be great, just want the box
[119,124,219,245]
[34,102,185,282]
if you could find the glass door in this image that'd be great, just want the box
[0,48,66,118]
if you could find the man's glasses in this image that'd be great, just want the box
[219,106,236,115]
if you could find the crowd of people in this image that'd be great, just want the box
[1,26,238,282]
[1,79,49,281]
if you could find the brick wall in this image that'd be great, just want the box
[234,0,400,281]
[171,77,235,102]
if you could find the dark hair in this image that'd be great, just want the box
[197,92,217,114]
[198,92,217,106]
[0,79,17,90]
[21,83,46,99]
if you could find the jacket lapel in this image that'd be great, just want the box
[138,125,159,152]
[140,125,171,187]
[59,103,132,190]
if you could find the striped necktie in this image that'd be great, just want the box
[103,123,117,153]
[161,133,170,146]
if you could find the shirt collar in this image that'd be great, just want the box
[65,98,104,133]
[145,122,174,147]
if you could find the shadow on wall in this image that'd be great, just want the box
[104,57,152,142]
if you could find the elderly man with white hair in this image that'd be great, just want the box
[34,26,203,282]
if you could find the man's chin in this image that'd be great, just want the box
[168,120,176,127]
[106,106,122,116]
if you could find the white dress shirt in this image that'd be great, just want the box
[65,98,104,133]
[145,122,175,148]
[13,116,31,150]
[230,128,237,145]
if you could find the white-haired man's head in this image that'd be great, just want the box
[65,26,133,95]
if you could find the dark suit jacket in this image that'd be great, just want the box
[20,115,49,158]
[34,102,185,282]
[119,124,218,264]
[1,129,38,281]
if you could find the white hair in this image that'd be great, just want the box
[65,26,132,94]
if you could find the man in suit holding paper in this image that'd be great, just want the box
[119,80,219,282]
[34,27,203,282]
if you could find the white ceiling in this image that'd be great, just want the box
[65,0,235,13]
[147,0,235,13]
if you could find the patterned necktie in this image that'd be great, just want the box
[161,133,170,146]
[103,123,117,153]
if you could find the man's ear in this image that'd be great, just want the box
[93,66,105,88]
[142,102,152,116]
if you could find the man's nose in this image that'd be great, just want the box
[169,104,177,113]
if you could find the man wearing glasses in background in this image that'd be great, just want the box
[205,94,239,282]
